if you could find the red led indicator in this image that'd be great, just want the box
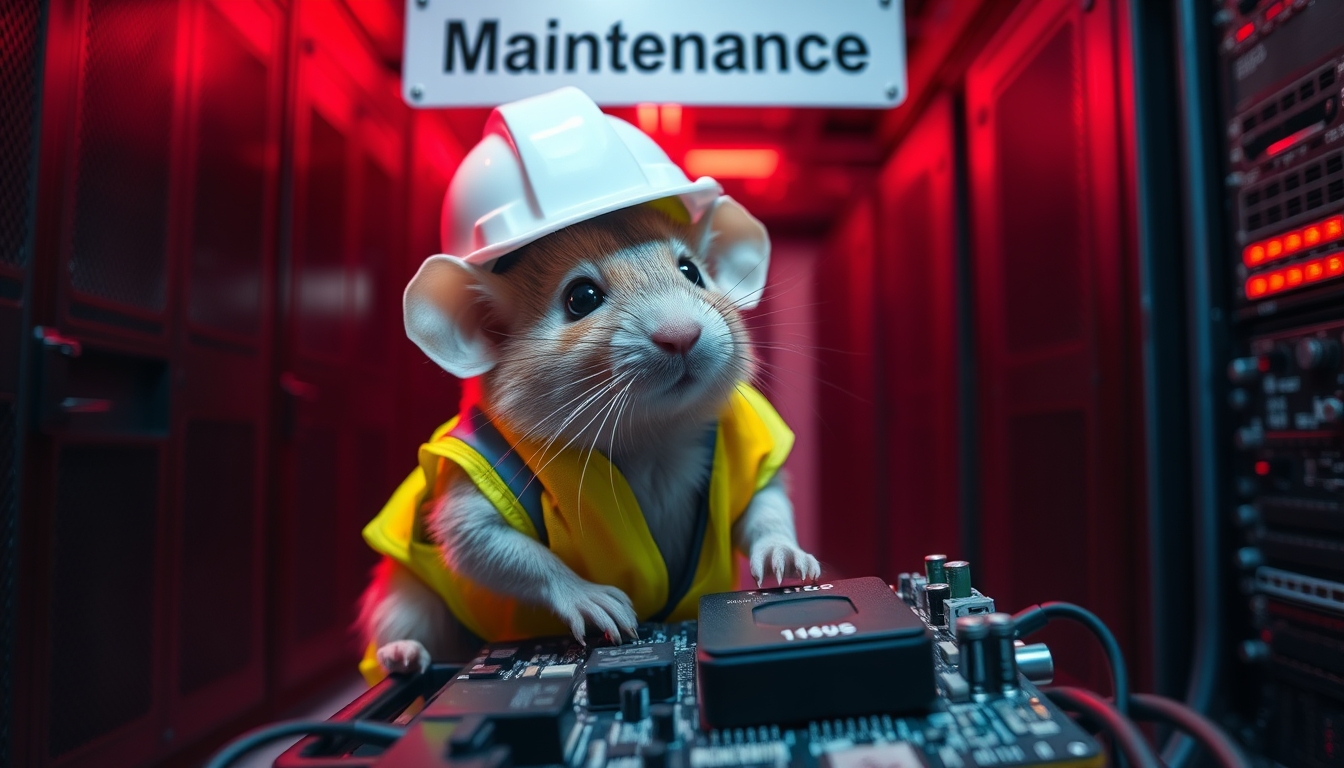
[1326,216,1344,240]
[1266,2,1283,21]
[1304,226,1322,247]
[1236,23,1255,42]
[1244,244,1266,266]
[1255,460,1271,476]
[1257,356,1272,372]
[1284,232,1303,253]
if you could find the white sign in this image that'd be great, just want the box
[402,0,907,108]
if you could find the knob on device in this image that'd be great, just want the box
[984,613,1018,692]
[1296,337,1341,371]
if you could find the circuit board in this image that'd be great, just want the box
[279,579,1103,768]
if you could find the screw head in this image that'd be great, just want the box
[886,84,900,100]
[410,84,424,100]
[416,0,428,6]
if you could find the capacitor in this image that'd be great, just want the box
[620,680,649,722]
[924,554,948,585]
[897,572,914,600]
[651,703,677,743]
[955,616,989,693]
[926,583,951,626]
[641,741,668,768]
[985,613,1018,692]
[945,560,972,599]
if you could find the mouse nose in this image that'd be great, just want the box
[651,323,702,356]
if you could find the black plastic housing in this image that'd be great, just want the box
[696,577,936,728]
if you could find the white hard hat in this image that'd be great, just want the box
[441,87,723,266]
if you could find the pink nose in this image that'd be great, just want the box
[651,324,702,356]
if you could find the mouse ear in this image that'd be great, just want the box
[404,255,498,378]
[694,196,771,311]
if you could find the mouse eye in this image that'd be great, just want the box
[678,258,704,287]
[565,280,605,318]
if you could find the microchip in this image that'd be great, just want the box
[585,643,675,708]
[822,743,926,768]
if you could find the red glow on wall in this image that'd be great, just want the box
[684,148,780,179]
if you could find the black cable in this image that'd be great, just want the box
[203,720,406,768]
[1013,601,1129,716]
[1130,692,1251,768]
[1045,687,1162,768]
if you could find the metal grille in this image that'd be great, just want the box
[179,421,257,695]
[69,0,179,312]
[292,428,340,641]
[0,0,42,269]
[0,400,17,767]
[49,445,159,757]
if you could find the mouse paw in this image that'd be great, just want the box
[750,539,822,586]
[546,580,639,646]
[376,639,431,675]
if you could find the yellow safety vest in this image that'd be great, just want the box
[359,383,792,684]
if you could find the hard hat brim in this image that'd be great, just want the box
[456,177,723,267]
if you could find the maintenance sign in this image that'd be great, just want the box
[402,0,907,108]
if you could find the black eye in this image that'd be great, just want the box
[678,257,703,287]
[565,280,604,318]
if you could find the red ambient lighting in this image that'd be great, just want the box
[1236,23,1255,42]
[1243,214,1344,267]
[684,148,781,179]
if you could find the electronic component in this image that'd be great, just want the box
[924,554,947,584]
[585,642,675,708]
[418,678,576,765]
[279,574,1103,768]
[696,577,937,728]
[926,582,950,626]
[945,560,972,598]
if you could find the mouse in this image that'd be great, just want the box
[356,198,820,678]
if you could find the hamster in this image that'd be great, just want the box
[359,199,820,675]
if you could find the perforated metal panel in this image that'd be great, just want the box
[178,421,257,695]
[48,445,159,757]
[291,428,340,641]
[69,0,179,313]
[0,400,16,767]
[0,0,41,269]
[188,3,270,340]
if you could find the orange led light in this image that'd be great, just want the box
[1285,267,1304,286]
[1267,239,1284,258]
[684,148,781,179]
[1329,255,1344,276]
[636,103,659,134]
[1304,226,1322,246]
[1306,261,1326,281]
[1285,232,1303,253]
[1245,244,1266,266]
[1269,273,1286,291]
[1326,216,1344,240]
[1247,276,1269,298]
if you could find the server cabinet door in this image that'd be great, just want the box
[23,0,188,766]
[2,1,46,766]
[275,0,408,692]
[965,0,1139,690]
[874,96,962,574]
[167,0,284,745]
[816,199,882,578]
